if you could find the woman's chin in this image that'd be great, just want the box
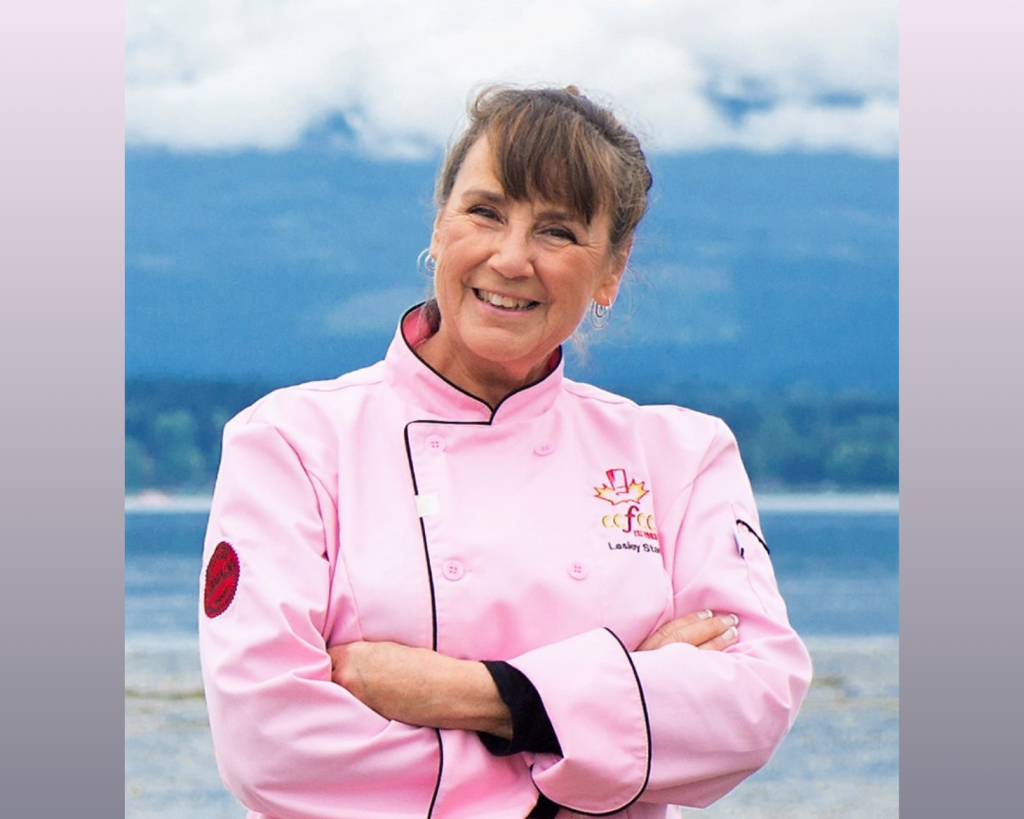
[461,332,553,379]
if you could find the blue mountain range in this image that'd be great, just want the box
[126,149,897,395]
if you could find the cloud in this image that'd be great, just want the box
[126,0,898,157]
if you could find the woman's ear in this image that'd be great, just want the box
[593,272,624,309]
[594,237,632,306]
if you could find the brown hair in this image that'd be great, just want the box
[435,85,653,251]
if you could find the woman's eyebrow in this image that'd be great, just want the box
[461,188,506,204]
[534,205,583,224]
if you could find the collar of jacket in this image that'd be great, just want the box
[383,303,565,424]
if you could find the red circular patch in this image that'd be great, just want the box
[204,541,240,618]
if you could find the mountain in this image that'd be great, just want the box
[126,149,897,393]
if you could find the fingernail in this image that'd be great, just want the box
[699,610,714,620]
[727,614,739,627]
[722,626,738,641]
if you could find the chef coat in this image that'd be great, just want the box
[199,305,813,819]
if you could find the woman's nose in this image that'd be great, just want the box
[490,229,534,279]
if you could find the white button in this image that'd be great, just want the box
[425,435,446,452]
[567,561,588,580]
[534,442,556,456]
[442,560,464,581]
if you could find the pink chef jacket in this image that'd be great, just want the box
[199,305,813,819]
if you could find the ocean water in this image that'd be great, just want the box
[124,507,899,644]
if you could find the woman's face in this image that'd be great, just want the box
[426,136,627,392]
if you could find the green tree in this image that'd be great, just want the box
[825,415,899,486]
[151,410,207,488]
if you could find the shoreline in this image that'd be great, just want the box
[125,634,897,818]
[125,489,899,515]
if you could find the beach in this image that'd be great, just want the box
[124,491,900,516]
[125,635,898,818]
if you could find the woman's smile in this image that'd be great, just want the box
[473,288,540,312]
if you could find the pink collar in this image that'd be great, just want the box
[383,304,564,423]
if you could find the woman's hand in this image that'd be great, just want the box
[328,641,513,739]
[637,610,739,652]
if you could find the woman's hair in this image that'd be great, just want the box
[435,85,653,251]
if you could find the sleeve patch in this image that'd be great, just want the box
[203,541,240,618]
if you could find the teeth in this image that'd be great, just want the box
[476,289,535,310]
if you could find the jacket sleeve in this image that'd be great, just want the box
[198,417,441,819]
[505,418,813,815]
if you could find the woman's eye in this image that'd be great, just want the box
[545,226,578,243]
[468,205,500,221]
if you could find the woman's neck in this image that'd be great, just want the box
[415,333,556,409]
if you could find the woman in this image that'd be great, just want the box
[199,85,812,819]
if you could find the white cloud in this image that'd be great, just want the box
[126,0,898,157]
[725,99,899,156]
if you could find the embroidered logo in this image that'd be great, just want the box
[203,541,240,618]
[593,468,659,543]
[594,468,649,506]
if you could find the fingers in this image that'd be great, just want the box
[696,615,739,652]
[637,611,740,652]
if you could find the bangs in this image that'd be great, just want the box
[486,102,618,226]
[436,85,651,249]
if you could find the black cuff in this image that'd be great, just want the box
[477,660,562,756]
[527,793,562,818]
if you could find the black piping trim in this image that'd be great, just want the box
[403,415,490,818]
[425,727,443,817]
[403,423,440,651]
[402,425,444,818]
[402,420,493,649]
[736,519,770,555]
[399,302,563,422]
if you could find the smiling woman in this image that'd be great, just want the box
[418,85,652,406]
[198,84,812,819]
[421,135,627,406]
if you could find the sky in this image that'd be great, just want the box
[125,1,899,391]
[125,0,898,158]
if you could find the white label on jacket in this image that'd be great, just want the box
[415,492,440,517]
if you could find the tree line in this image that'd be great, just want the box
[125,378,897,493]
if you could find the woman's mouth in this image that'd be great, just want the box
[474,289,539,311]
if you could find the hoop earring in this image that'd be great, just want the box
[590,300,612,330]
[417,249,437,278]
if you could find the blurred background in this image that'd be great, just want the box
[125,0,898,495]
[125,3,898,817]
